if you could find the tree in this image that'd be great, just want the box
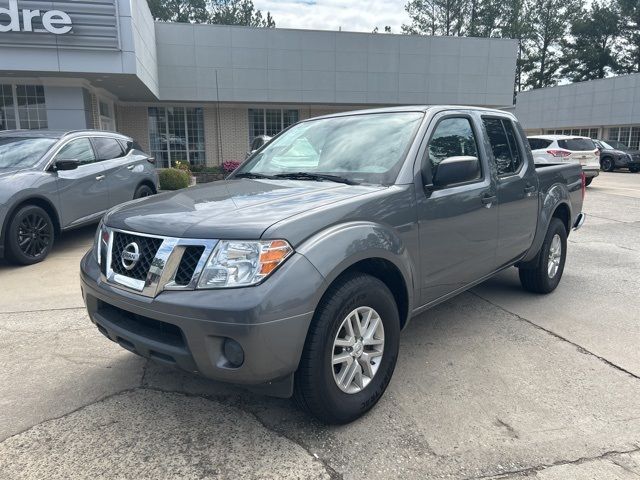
[496,0,534,94]
[560,2,620,82]
[147,0,209,23]
[402,0,469,36]
[210,0,275,27]
[147,0,275,27]
[617,0,640,73]
[525,0,580,88]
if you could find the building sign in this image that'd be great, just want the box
[0,0,120,50]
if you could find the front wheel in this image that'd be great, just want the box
[518,218,567,294]
[601,157,615,172]
[294,273,400,424]
[630,166,640,173]
[6,205,54,265]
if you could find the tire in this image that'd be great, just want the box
[518,218,567,294]
[294,272,400,424]
[134,184,154,199]
[601,157,615,172]
[630,166,640,173]
[5,205,54,265]
[584,177,593,186]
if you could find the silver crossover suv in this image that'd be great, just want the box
[0,130,158,265]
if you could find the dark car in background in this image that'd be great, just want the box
[594,139,640,173]
[0,130,158,265]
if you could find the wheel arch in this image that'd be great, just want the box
[136,179,157,195]
[2,196,61,247]
[297,221,416,331]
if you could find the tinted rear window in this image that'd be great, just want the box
[528,138,552,150]
[557,138,595,151]
[93,137,125,161]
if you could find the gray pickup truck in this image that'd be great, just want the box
[81,106,585,424]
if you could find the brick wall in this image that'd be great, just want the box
[115,105,150,152]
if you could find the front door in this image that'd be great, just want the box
[481,116,539,266]
[417,113,499,304]
[54,137,110,227]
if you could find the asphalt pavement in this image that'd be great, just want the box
[1,171,639,479]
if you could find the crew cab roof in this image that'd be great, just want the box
[308,105,516,122]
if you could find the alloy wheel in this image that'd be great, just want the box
[547,233,562,278]
[17,213,51,258]
[331,306,385,394]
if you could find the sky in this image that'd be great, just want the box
[252,0,412,34]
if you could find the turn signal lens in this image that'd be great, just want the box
[197,239,293,289]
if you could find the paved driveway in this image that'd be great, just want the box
[1,172,639,479]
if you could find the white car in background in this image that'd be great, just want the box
[528,135,600,186]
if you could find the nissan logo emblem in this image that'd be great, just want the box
[121,242,140,271]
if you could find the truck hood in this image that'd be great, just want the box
[104,179,385,239]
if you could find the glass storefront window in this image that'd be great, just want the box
[148,106,206,168]
[248,108,299,142]
[0,84,47,130]
[606,126,640,150]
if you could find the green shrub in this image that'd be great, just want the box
[158,168,190,190]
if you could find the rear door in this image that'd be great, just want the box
[54,137,110,226]
[416,112,499,304]
[93,136,139,207]
[483,116,538,266]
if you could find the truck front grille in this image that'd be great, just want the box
[110,231,163,281]
[174,246,205,285]
[102,227,218,297]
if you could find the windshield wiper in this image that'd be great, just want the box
[234,172,276,180]
[273,172,359,185]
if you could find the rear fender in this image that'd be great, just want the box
[520,183,572,264]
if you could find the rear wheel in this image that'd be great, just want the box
[294,273,400,424]
[519,218,567,294]
[601,157,615,172]
[6,205,54,265]
[134,184,154,199]
[584,177,593,186]
[630,166,640,173]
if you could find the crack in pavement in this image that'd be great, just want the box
[464,445,640,479]
[470,291,640,382]
[140,384,344,480]
[0,306,86,315]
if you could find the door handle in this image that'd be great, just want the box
[481,193,497,205]
[126,164,135,170]
[524,185,536,194]
[95,175,106,181]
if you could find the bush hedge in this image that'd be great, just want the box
[158,168,190,190]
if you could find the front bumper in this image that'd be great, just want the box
[80,250,325,396]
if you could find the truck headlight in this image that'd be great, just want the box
[197,240,293,289]
[94,220,110,267]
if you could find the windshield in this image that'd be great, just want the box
[0,137,57,169]
[603,139,628,150]
[234,112,424,185]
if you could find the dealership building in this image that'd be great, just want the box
[0,0,518,167]
[515,73,640,150]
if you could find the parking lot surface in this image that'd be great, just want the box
[1,171,639,479]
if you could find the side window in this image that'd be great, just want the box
[120,140,145,154]
[93,137,125,161]
[483,118,523,176]
[56,138,96,165]
[426,117,480,179]
[503,121,523,172]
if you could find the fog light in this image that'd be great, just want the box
[223,338,244,367]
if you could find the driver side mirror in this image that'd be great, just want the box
[432,156,480,188]
[54,159,80,171]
